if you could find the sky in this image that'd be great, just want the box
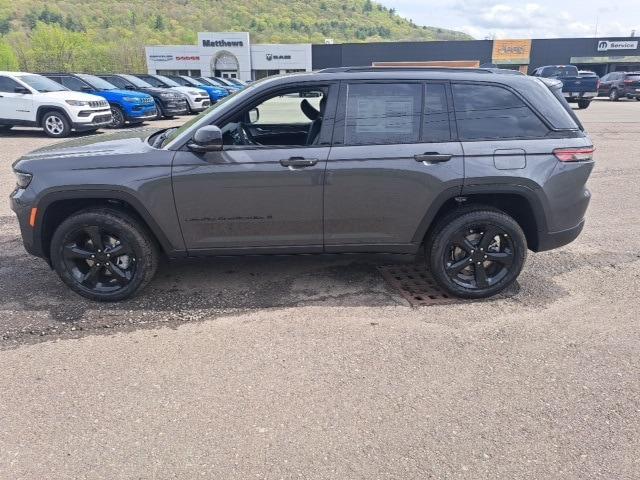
[380,0,640,40]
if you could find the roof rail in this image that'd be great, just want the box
[317,66,496,74]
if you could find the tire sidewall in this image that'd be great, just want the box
[428,210,527,299]
[109,106,126,128]
[50,211,156,301]
[42,111,71,138]
[610,89,619,101]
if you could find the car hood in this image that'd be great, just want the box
[38,90,106,102]
[171,86,207,96]
[97,89,152,100]
[14,128,160,169]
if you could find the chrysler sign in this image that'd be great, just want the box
[597,40,638,52]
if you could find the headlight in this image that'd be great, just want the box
[65,100,89,106]
[160,92,177,99]
[14,171,32,189]
[122,96,141,103]
[188,90,202,96]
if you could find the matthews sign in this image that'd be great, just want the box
[597,40,639,52]
[202,39,245,48]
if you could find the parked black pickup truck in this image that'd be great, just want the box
[532,65,598,109]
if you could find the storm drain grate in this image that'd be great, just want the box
[378,264,466,307]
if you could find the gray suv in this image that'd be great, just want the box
[10,68,594,301]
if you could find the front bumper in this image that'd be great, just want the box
[187,97,211,112]
[159,99,189,115]
[126,104,158,122]
[9,188,40,257]
[73,113,113,131]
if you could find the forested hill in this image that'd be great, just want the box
[0,0,471,72]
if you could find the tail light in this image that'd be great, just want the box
[624,79,633,84]
[553,147,595,162]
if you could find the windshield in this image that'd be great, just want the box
[216,77,235,86]
[227,78,244,86]
[155,75,181,87]
[77,74,117,90]
[17,74,68,93]
[180,76,202,87]
[122,74,153,88]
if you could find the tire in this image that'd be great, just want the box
[109,105,126,128]
[50,209,159,301]
[425,207,527,299]
[577,99,591,109]
[41,111,71,138]
[154,100,164,120]
[609,89,620,101]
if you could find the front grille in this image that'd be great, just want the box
[141,97,154,104]
[89,100,109,108]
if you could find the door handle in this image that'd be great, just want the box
[279,157,318,168]
[414,153,452,164]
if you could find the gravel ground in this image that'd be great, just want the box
[0,100,639,479]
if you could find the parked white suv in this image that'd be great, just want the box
[133,74,211,113]
[0,71,113,137]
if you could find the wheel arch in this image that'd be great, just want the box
[36,189,180,261]
[36,106,71,127]
[414,185,548,252]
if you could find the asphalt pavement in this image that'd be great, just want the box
[0,100,639,479]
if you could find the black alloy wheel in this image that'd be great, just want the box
[443,226,515,290]
[50,209,158,301]
[61,226,136,294]
[427,208,527,299]
[110,106,126,128]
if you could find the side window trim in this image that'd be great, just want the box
[421,80,456,143]
[211,82,339,151]
[450,80,554,141]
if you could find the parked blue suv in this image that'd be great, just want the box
[164,75,229,103]
[43,73,157,128]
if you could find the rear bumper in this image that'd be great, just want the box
[563,91,596,99]
[535,219,585,252]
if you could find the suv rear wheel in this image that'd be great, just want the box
[426,208,527,299]
[42,111,71,138]
[50,209,159,301]
[609,88,620,101]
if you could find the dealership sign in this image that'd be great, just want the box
[597,40,638,51]
[149,54,173,62]
[492,39,532,65]
[202,39,244,47]
[176,56,200,61]
[266,53,292,61]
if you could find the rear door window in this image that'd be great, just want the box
[422,83,451,142]
[344,83,421,145]
[452,83,550,140]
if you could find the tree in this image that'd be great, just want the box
[0,40,18,70]
[28,23,89,71]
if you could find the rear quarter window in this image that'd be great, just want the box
[452,83,550,140]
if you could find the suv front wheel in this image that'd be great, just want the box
[50,209,159,301]
[426,208,527,299]
[42,111,71,138]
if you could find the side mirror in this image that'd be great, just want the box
[14,87,30,94]
[248,108,259,124]
[125,85,136,90]
[81,86,93,92]
[188,125,223,152]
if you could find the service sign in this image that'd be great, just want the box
[597,40,639,52]
[492,39,532,64]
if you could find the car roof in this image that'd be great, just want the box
[262,67,542,90]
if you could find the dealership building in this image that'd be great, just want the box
[145,33,640,80]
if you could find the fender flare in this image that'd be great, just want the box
[35,187,181,258]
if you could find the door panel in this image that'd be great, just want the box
[244,123,310,146]
[172,147,329,251]
[324,142,464,249]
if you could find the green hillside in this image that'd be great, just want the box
[0,0,471,72]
